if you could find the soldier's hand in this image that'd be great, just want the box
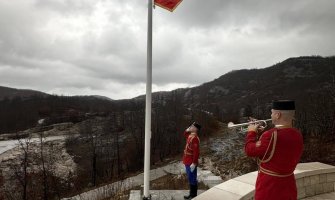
[186,127,191,132]
[248,124,259,132]
[258,126,265,132]
[190,163,196,172]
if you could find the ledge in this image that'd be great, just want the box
[194,162,335,200]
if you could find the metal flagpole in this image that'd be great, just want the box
[143,0,153,199]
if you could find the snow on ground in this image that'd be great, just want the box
[0,138,77,179]
[0,135,67,155]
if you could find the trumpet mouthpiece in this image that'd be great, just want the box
[227,122,234,128]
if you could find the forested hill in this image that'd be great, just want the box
[0,56,334,134]
[0,86,48,100]
[134,56,335,121]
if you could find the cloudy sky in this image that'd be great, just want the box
[0,0,334,99]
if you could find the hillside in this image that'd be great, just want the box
[135,56,335,121]
[0,86,48,100]
[1,56,334,134]
[0,94,119,134]
[187,56,335,119]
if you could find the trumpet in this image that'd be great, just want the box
[228,119,272,132]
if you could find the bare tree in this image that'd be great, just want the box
[80,120,99,186]
[0,169,4,200]
[38,132,48,200]
[12,135,32,200]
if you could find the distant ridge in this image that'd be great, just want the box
[0,55,334,133]
[133,55,335,120]
[0,86,116,102]
[0,86,49,100]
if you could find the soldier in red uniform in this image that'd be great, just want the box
[245,100,304,200]
[183,122,201,199]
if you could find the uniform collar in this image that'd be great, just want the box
[275,125,292,129]
[190,132,198,136]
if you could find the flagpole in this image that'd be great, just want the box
[143,0,153,199]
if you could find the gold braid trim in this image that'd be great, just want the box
[257,129,275,170]
[260,130,277,163]
[184,134,199,156]
[257,130,275,166]
[259,166,293,177]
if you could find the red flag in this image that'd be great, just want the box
[154,0,183,12]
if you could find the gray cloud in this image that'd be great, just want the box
[0,0,334,99]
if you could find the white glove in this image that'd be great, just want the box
[190,163,196,172]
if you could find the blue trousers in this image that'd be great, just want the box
[185,165,197,185]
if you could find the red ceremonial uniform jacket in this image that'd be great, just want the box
[182,131,200,165]
[245,128,303,200]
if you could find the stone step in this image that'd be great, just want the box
[202,176,223,187]
[129,190,141,200]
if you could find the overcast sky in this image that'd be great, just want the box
[0,0,334,99]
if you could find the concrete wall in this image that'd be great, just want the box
[295,163,335,199]
[194,162,335,200]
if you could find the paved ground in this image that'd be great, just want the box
[129,190,205,200]
[62,161,223,200]
[303,192,335,200]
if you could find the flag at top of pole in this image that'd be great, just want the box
[143,0,183,199]
[155,0,183,12]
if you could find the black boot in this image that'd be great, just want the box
[184,185,197,199]
[190,184,198,198]
[193,184,198,197]
[184,185,192,199]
